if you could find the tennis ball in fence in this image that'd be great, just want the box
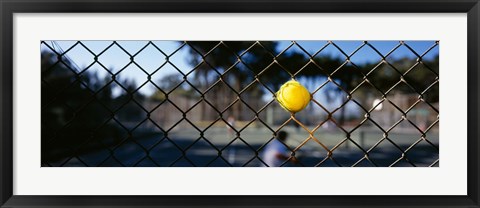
[276,79,311,113]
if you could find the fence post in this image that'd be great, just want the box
[360,130,365,148]
[267,105,274,126]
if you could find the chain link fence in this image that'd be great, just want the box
[41,40,439,167]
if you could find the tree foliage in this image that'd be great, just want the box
[178,41,439,123]
[41,50,143,164]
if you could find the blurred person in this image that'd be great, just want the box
[226,115,236,164]
[262,131,297,167]
[226,115,236,137]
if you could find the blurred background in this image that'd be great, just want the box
[41,40,439,167]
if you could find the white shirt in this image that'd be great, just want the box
[261,139,288,167]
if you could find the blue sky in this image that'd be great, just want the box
[41,40,439,98]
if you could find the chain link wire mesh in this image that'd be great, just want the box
[41,40,439,167]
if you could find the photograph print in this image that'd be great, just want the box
[41,40,439,167]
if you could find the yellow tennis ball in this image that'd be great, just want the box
[276,79,311,113]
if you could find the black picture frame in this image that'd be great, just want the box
[1,0,479,207]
